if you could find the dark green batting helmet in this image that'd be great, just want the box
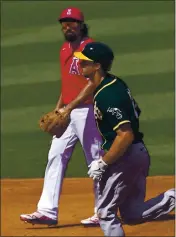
[74,42,114,71]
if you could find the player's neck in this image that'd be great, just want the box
[70,36,84,51]
[99,70,106,83]
[94,70,106,87]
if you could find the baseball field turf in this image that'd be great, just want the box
[1,1,175,178]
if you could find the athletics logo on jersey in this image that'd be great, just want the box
[69,57,80,75]
[107,107,122,119]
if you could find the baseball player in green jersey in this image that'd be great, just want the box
[74,42,175,236]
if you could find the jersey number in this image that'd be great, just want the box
[94,101,103,120]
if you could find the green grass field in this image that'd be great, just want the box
[1,1,175,178]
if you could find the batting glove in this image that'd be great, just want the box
[88,158,108,181]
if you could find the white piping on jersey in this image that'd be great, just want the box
[93,78,117,149]
[113,120,131,131]
[94,79,117,149]
[94,79,117,100]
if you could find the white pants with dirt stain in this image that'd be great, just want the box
[37,104,103,219]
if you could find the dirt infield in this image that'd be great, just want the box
[1,176,175,236]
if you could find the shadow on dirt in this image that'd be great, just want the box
[26,214,175,229]
[26,222,99,229]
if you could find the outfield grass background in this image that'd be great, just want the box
[1,1,175,178]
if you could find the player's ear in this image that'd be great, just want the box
[94,63,101,71]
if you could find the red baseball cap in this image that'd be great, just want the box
[59,7,84,22]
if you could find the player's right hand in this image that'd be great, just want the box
[88,158,108,181]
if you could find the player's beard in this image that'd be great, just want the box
[64,31,77,42]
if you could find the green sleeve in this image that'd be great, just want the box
[103,95,131,131]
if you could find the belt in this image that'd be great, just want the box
[132,140,143,144]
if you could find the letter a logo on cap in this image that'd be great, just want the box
[67,9,71,15]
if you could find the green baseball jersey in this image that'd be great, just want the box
[93,73,143,151]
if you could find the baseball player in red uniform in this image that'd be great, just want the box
[20,7,103,226]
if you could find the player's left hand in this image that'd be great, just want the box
[88,158,108,181]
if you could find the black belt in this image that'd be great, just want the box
[132,140,143,144]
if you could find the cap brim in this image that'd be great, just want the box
[74,52,93,61]
[58,17,83,22]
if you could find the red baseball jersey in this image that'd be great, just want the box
[60,37,93,105]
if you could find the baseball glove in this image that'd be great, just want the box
[39,110,70,138]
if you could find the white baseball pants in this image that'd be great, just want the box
[37,104,103,219]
